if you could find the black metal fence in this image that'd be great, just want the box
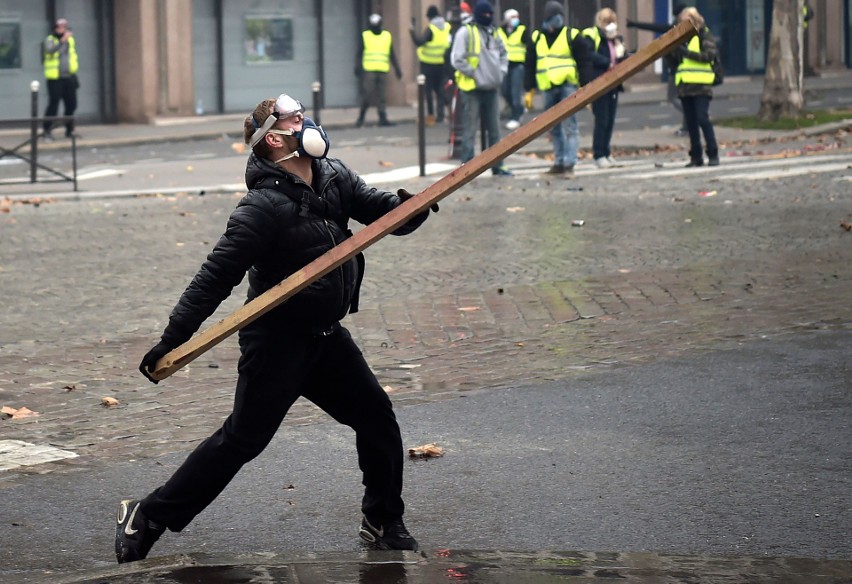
[0,82,78,191]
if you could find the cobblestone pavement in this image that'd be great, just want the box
[1,144,850,484]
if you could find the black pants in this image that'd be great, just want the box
[591,90,619,160]
[44,77,77,135]
[420,62,446,120]
[141,323,405,531]
[681,94,717,162]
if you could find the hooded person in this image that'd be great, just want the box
[450,0,512,175]
[119,92,436,564]
[410,4,452,124]
[524,0,591,176]
[42,17,80,139]
[355,13,403,127]
[460,2,473,25]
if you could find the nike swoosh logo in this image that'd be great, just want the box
[365,517,383,537]
[124,502,140,536]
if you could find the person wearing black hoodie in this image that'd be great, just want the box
[116,93,435,564]
[524,0,591,176]
[410,5,451,124]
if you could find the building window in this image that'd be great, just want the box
[245,16,293,64]
[0,20,22,70]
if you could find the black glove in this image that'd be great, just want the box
[397,188,439,213]
[139,341,172,384]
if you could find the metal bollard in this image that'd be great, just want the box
[30,80,39,183]
[417,74,426,177]
[311,81,322,126]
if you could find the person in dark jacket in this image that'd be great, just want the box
[115,93,435,564]
[583,8,627,168]
[627,2,688,135]
[524,0,591,176]
[666,8,719,167]
[410,5,451,124]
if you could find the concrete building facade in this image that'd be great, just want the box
[0,1,849,125]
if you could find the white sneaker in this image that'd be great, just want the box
[594,157,612,169]
[505,120,520,130]
[606,156,618,166]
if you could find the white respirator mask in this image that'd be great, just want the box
[269,117,330,163]
[604,22,618,39]
[249,94,330,162]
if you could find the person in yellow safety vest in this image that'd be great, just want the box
[583,8,628,169]
[496,9,530,130]
[450,0,512,176]
[355,13,402,127]
[523,1,591,176]
[410,5,451,125]
[666,7,719,167]
[42,18,79,141]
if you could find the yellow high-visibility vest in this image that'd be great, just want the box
[43,35,78,80]
[496,24,526,63]
[582,26,602,51]
[417,22,450,64]
[362,30,392,72]
[675,35,714,86]
[533,27,579,89]
[454,24,498,91]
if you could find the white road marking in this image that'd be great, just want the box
[0,440,78,471]
[76,168,124,181]
[359,162,458,184]
[721,162,852,180]
[620,153,852,179]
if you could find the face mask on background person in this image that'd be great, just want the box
[544,14,564,31]
[605,22,618,39]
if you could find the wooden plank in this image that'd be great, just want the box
[149,21,696,381]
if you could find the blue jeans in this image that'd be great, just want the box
[501,63,524,121]
[543,83,579,167]
[460,88,503,170]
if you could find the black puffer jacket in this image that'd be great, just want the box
[160,154,425,346]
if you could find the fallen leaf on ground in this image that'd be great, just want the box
[408,443,444,458]
[231,142,246,154]
[63,384,76,392]
[458,306,480,312]
[506,206,525,212]
[2,405,18,416]
[841,221,852,232]
[14,407,39,419]
[383,385,397,394]
[378,160,394,167]
[101,397,120,407]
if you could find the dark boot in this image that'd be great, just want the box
[355,107,367,128]
[378,112,395,127]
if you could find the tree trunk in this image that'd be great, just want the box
[758,0,804,121]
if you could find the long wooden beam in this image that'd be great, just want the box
[150,20,696,381]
